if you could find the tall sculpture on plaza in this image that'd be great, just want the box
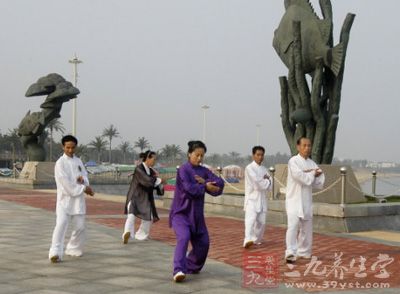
[273,0,355,164]
[17,73,79,161]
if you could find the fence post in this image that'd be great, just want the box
[269,166,275,200]
[217,166,222,177]
[372,170,377,196]
[340,167,347,207]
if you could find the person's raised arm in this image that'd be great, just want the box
[204,168,224,196]
[55,161,85,197]
[289,159,315,186]
[312,169,325,189]
[178,167,206,198]
[135,166,157,188]
[246,167,271,191]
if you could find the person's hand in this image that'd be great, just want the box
[84,186,95,196]
[160,178,167,185]
[206,182,220,193]
[315,168,323,177]
[77,176,84,184]
[194,175,206,184]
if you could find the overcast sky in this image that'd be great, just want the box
[0,0,398,162]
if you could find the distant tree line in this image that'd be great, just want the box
[0,123,394,170]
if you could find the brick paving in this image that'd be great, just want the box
[1,185,399,292]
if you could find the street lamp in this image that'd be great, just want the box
[256,124,261,145]
[201,105,210,142]
[69,54,83,136]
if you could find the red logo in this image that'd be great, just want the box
[242,252,279,289]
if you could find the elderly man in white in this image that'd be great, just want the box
[49,135,94,263]
[243,146,271,249]
[285,137,325,263]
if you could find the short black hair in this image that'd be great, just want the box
[139,150,156,161]
[62,135,78,146]
[296,137,311,145]
[252,146,265,155]
[187,140,207,153]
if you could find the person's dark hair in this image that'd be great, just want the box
[187,140,207,154]
[61,135,78,146]
[252,146,265,155]
[296,137,311,145]
[139,150,156,161]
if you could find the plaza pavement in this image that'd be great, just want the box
[0,184,399,294]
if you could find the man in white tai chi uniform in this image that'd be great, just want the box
[49,135,94,263]
[285,137,325,263]
[243,146,271,249]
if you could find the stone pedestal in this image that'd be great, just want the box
[11,161,56,188]
[273,164,367,204]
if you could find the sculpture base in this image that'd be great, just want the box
[0,161,56,189]
[161,192,400,233]
[273,164,367,204]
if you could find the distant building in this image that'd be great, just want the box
[366,161,396,169]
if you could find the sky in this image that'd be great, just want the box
[0,0,398,162]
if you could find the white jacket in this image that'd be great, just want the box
[285,154,325,220]
[55,154,89,215]
[244,161,271,212]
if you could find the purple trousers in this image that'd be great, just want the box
[172,217,209,275]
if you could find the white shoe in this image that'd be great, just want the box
[243,240,254,249]
[65,250,83,257]
[122,232,131,244]
[297,254,311,260]
[285,254,296,263]
[135,235,149,241]
[173,271,186,282]
[49,255,60,263]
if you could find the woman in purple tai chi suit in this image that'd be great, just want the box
[169,141,224,282]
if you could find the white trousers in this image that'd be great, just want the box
[285,213,313,258]
[49,208,86,260]
[123,201,152,240]
[244,202,266,244]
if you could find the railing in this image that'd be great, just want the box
[218,166,400,205]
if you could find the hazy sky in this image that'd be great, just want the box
[0,0,398,162]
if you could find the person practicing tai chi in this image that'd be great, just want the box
[169,140,224,282]
[122,150,164,243]
[285,137,325,263]
[243,146,271,249]
[48,135,94,263]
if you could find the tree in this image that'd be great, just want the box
[76,144,89,162]
[46,118,65,161]
[160,144,183,165]
[134,137,150,152]
[89,136,108,163]
[228,151,241,165]
[102,124,119,163]
[119,141,132,164]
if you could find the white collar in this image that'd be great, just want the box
[142,162,151,175]
[63,153,75,160]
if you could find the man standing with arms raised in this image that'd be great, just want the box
[243,146,271,249]
[285,137,325,263]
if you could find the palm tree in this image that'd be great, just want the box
[119,141,132,164]
[102,124,119,163]
[134,136,150,152]
[46,118,65,161]
[161,144,182,165]
[76,144,89,162]
[89,136,108,163]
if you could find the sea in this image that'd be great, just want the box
[360,176,400,197]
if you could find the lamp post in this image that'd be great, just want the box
[69,54,83,136]
[201,105,210,143]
